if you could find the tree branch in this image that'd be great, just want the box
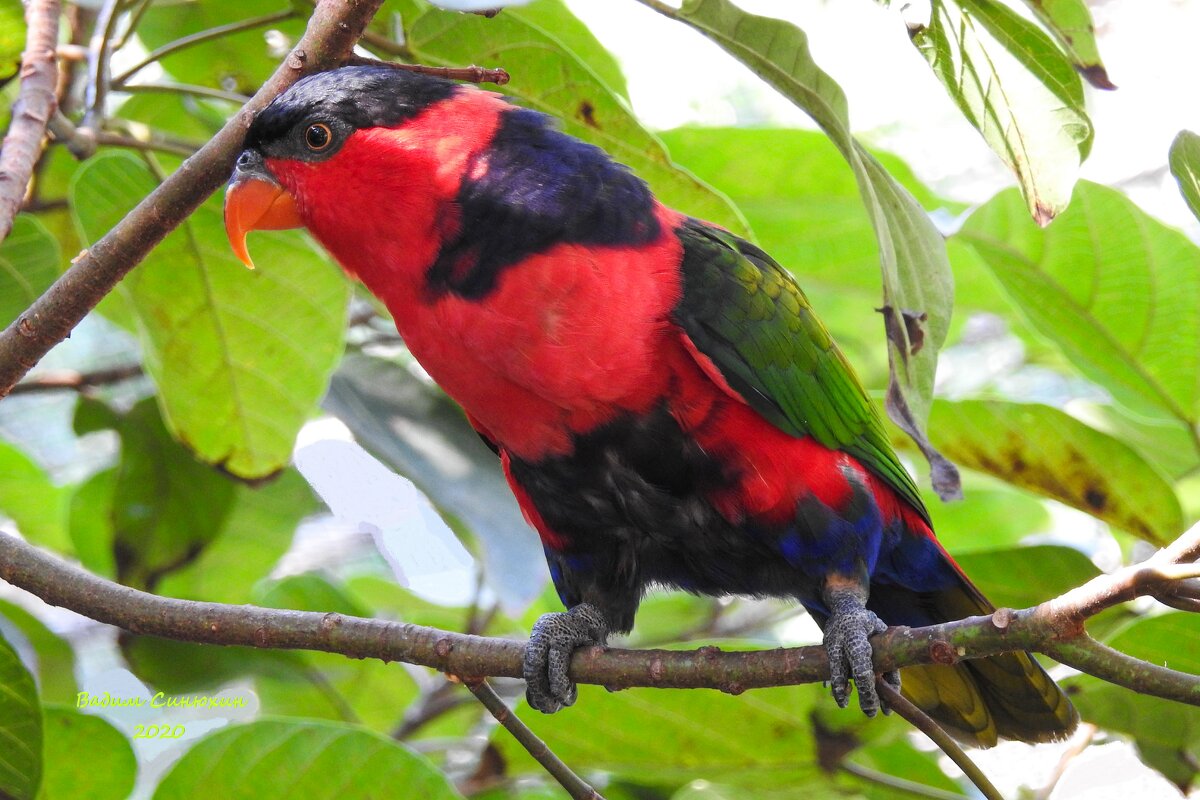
[0,0,61,246]
[0,0,388,399]
[2,525,1198,703]
[7,364,144,395]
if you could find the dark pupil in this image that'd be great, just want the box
[306,124,330,150]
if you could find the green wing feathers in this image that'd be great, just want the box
[673,219,929,523]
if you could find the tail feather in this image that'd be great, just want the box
[868,579,1079,747]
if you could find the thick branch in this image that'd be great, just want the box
[2,531,1198,704]
[0,0,387,399]
[0,0,61,246]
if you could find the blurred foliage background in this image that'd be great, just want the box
[1,0,1200,798]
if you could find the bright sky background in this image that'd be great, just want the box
[568,0,1200,234]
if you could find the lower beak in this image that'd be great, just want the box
[224,175,303,269]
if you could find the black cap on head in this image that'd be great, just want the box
[244,66,460,162]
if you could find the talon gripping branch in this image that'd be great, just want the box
[225,66,1077,746]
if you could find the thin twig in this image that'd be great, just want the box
[8,364,144,395]
[118,81,251,105]
[48,110,201,159]
[391,679,470,740]
[877,682,1003,800]
[0,0,61,246]
[462,678,603,800]
[111,0,153,51]
[0,0,388,398]
[840,761,969,800]
[83,0,121,129]
[340,55,510,85]
[113,9,299,86]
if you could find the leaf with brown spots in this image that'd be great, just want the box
[1018,0,1115,89]
[913,399,1183,545]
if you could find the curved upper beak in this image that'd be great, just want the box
[224,151,303,269]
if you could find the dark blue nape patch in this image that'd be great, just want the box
[428,107,661,299]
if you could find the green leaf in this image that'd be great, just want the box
[71,152,349,479]
[123,636,307,695]
[497,684,829,790]
[922,480,1050,554]
[0,633,42,800]
[914,0,1091,223]
[0,1,23,81]
[74,397,238,590]
[0,215,59,329]
[1017,0,1113,88]
[252,574,419,733]
[918,399,1183,544]
[397,1,747,234]
[668,0,958,495]
[1169,130,1200,224]
[0,440,69,553]
[156,469,318,604]
[67,468,119,579]
[1066,614,1200,790]
[38,706,136,800]
[658,126,960,387]
[0,600,76,704]
[153,719,463,800]
[508,0,630,101]
[135,2,305,95]
[257,573,370,617]
[954,545,1099,610]
[958,182,1200,441]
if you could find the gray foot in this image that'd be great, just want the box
[823,587,900,716]
[523,603,609,713]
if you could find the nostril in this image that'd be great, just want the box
[237,151,254,168]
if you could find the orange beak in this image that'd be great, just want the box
[224,173,303,270]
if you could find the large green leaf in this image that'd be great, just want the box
[495,683,951,798]
[957,181,1200,453]
[1066,614,1200,790]
[71,152,349,479]
[155,468,318,604]
[666,0,958,496]
[1017,0,1112,88]
[954,544,1099,610]
[0,215,59,329]
[916,399,1183,544]
[0,633,42,800]
[38,706,136,800]
[0,600,76,704]
[395,0,747,235]
[74,397,238,590]
[251,574,420,732]
[153,719,463,800]
[0,440,69,553]
[914,0,1091,223]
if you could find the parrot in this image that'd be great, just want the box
[224,65,1078,746]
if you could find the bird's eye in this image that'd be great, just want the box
[304,123,333,152]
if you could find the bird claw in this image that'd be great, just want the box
[523,603,609,714]
[823,588,897,717]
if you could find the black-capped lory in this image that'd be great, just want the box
[224,66,1077,746]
